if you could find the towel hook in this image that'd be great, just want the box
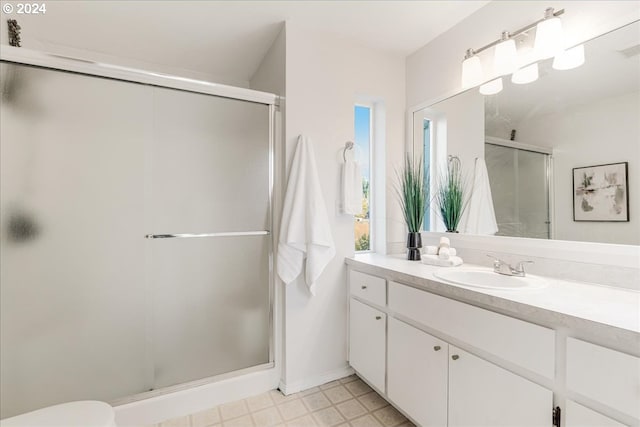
[343,141,355,162]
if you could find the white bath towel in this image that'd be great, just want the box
[421,254,464,267]
[278,135,336,295]
[342,159,363,215]
[460,158,499,235]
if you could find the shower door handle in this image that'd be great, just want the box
[145,231,270,239]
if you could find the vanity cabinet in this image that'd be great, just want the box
[349,298,386,392]
[388,317,551,427]
[565,401,626,427]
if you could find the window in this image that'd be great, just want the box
[354,105,372,251]
[423,119,431,231]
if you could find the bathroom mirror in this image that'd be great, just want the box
[412,20,640,245]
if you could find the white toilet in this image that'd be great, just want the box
[0,401,116,427]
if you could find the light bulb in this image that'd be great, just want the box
[461,50,483,89]
[534,9,564,58]
[479,78,503,95]
[512,63,539,84]
[553,44,585,70]
[494,33,518,76]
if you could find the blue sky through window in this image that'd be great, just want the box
[354,106,370,177]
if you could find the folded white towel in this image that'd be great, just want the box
[438,247,450,260]
[421,255,463,267]
[425,246,438,255]
[460,158,498,235]
[439,236,450,246]
[450,248,457,257]
[277,136,336,295]
[342,159,363,215]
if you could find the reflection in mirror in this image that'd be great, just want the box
[413,21,640,245]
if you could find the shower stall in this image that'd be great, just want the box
[0,49,276,419]
[484,139,552,239]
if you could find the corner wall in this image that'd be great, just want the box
[281,21,405,392]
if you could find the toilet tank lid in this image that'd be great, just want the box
[1,401,115,427]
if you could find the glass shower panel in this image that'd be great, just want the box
[148,88,271,389]
[485,143,550,239]
[0,64,150,418]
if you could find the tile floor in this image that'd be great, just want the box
[151,375,415,427]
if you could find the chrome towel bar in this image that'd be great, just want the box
[145,231,270,239]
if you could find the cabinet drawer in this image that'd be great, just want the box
[389,281,555,378]
[349,270,386,306]
[567,338,640,419]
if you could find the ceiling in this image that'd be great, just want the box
[2,0,489,85]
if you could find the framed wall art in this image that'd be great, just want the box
[573,162,629,222]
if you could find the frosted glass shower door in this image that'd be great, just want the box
[0,63,150,418]
[485,143,550,239]
[148,88,272,389]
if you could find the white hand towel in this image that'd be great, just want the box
[342,159,363,214]
[438,247,450,260]
[278,135,336,295]
[460,158,499,235]
[421,255,464,267]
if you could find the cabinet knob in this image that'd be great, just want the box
[433,346,441,351]
[451,354,459,361]
[361,285,367,290]
[375,316,382,320]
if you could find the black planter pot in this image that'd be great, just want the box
[406,232,422,261]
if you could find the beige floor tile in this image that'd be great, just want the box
[322,385,352,404]
[311,407,345,427]
[356,392,388,411]
[246,392,275,412]
[277,399,308,421]
[299,387,321,397]
[270,390,300,404]
[285,414,317,427]
[335,399,366,420]
[319,380,341,390]
[222,414,254,427]
[339,375,357,384]
[301,392,331,412]
[343,379,372,397]
[220,400,250,421]
[349,414,383,427]
[372,406,408,427]
[160,415,191,427]
[251,406,283,426]
[191,407,221,427]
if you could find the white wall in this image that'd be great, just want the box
[281,21,405,392]
[516,91,640,245]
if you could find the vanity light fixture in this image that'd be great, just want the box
[479,78,503,95]
[512,63,539,84]
[534,8,565,58]
[461,49,484,89]
[553,44,585,70]
[494,32,518,75]
[460,7,568,93]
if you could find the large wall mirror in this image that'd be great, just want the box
[413,20,639,246]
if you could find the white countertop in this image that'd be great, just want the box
[347,253,640,350]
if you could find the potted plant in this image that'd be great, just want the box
[395,155,428,260]
[434,158,469,233]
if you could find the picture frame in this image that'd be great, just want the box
[573,162,629,222]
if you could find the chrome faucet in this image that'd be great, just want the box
[487,255,534,277]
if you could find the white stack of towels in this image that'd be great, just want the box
[421,236,463,267]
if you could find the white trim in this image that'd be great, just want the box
[0,45,277,105]
[278,365,354,395]
[114,367,279,426]
[485,136,553,155]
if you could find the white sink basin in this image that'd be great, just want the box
[434,268,548,290]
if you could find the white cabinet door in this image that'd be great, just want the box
[388,318,448,427]
[349,298,386,392]
[565,400,626,427]
[448,346,552,427]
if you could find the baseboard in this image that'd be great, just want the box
[278,365,355,395]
